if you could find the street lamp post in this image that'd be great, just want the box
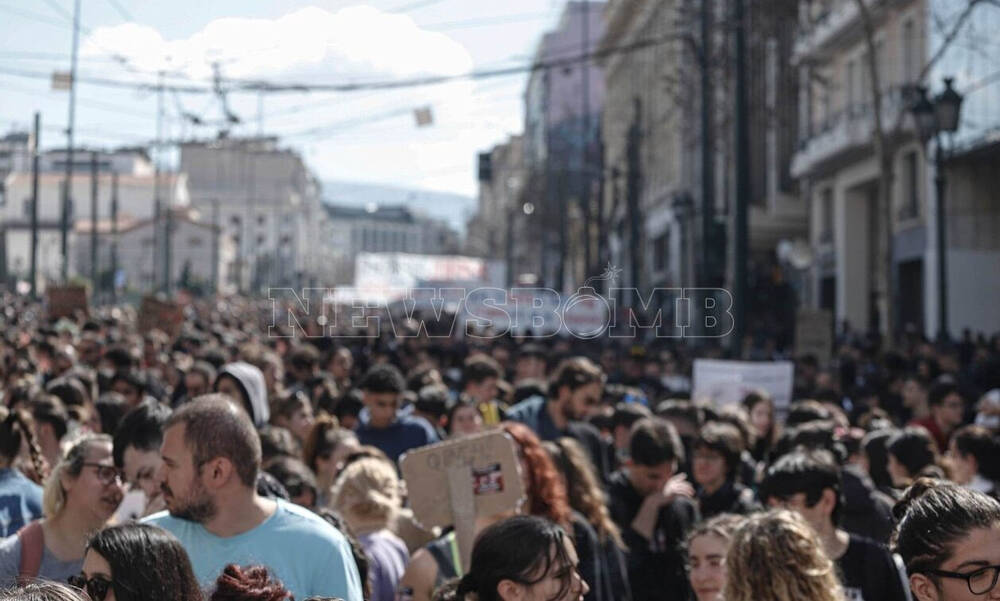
[909,77,963,341]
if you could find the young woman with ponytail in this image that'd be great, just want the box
[893,478,1000,601]
[400,423,601,601]
[434,515,588,601]
[0,409,47,536]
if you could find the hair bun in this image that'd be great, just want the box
[892,477,942,522]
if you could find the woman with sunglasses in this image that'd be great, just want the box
[70,523,202,601]
[0,434,124,587]
[893,478,1000,601]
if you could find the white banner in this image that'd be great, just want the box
[692,359,795,411]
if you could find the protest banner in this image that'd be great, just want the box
[692,359,795,412]
[137,296,185,337]
[400,430,525,571]
[46,285,88,319]
[795,308,833,364]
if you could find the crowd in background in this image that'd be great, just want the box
[0,292,997,601]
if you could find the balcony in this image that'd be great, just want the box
[791,86,912,178]
[793,0,881,63]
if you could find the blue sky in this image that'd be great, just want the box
[0,0,575,196]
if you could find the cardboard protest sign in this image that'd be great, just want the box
[692,359,795,412]
[795,308,833,364]
[46,285,89,319]
[400,430,525,571]
[137,296,185,338]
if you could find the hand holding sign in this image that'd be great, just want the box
[400,430,525,572]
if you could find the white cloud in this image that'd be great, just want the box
[78,5,521,197]
[81,5,474,80]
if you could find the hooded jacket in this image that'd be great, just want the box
[217,361,270,427]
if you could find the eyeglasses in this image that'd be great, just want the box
[68,573,113,600]
[925,565,1000,595]
[83,463,123,486]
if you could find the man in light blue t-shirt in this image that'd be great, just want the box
[143,394,362,601]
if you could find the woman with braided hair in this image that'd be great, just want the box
[0,434,125,587]
[0,408,47,536]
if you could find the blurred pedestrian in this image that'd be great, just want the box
[724,510,845,601]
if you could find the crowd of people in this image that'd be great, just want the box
[0,292,997,601]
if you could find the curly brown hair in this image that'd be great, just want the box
[209,565,291,601]
[724,510,845,601]
[500,422,571,528]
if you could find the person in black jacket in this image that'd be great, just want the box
[607,417,698,601]
[760,450,908,601]
[692,422,758,519]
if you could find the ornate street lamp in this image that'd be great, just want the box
[909,77,964,341]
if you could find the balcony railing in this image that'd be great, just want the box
[791,86,913,177]
[793,0,881,62]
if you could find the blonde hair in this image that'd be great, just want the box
[724,510,845,601]
[332,457,400,528]
[42,434,112,518]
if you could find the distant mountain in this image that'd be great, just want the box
[321,180,476,235]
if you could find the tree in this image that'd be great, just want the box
[852,0,993,345]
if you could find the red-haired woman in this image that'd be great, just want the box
[397,422,602,601]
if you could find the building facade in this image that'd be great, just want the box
[0,148,188,289]
[793,0,1000,337]
[71,208,233,294]
[466,136,527,283]
[322,203,460,286]
[600,0,805,341]
[522,1,606,291]
[179,136,332,292]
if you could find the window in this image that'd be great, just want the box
[653,232,669,272]
[257,215,266,225]
[847,60,856,116]
[142,237,154,248]
[900,151,919,220]
[230,215,241,225]
[821,188,834,243]
[256,235,265,245]
[875,39,886,91]
[903,19,916,83]
[188,237,203,247]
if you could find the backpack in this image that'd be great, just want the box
[15,520,45,583]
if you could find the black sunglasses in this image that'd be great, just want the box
[68,573,113,600]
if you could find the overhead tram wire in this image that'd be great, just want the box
[261,75,522,130]
[105,0,133,22]
[389,0,447,13]
[0,3,74,29]
[0,78,157,119]
[0,31,681,97]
